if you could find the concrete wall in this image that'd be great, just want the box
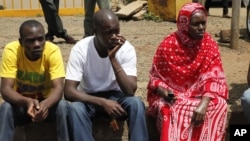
[0,0,86,17]
[1,0,84,10]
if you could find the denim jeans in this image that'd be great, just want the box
[0,99,69,141]
[241,88,250,123]
[67,91,149,141]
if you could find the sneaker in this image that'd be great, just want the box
[222,14,231,18]
[63,35,77,44]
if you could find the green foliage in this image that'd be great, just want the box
[75,13,84,16]
[143,12,163,22]
[123,0,135,5]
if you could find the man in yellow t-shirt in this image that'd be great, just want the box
[0,20,69,141]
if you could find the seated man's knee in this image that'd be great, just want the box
[0,102,13,117]
[56,99,69,115]
[68,102,87,115]
[57,100,69,108]
[127,97,145,111]
[241,88,250,104]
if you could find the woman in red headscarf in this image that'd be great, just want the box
[147,2,228,141]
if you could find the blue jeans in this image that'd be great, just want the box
[68,91,149,141]
[241,88,250,123]
[0,99,69,141]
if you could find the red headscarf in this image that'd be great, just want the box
[176,2,207,47]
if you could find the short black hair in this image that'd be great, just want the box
[19,20,44,38]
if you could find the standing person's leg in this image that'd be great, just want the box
[84,0,97,38]
[47,99,70,141]
[39,0,76,43]
[204,0,212,13]
[68,101,95,141]
[96,0,110,10]
[118,96,149,141]
[222,0,231,17]
[39,0,65,39]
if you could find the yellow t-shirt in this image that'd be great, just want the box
[0,41,65,99]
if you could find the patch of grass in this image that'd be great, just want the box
[36,13,42,17]
[123,0,135,5]
[143,12,163,22]
[75,13,84,16]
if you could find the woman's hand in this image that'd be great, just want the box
[191,96,211,126]
[157,86,176,104]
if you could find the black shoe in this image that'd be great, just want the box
[45,33,54,42]
[222,14,231,18]
[63,35,77,44]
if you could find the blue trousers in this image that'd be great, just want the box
[67,91,149,141]
[241,88,250,123]
[0,99,69,141]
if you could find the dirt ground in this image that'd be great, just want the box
[0,7,250,124]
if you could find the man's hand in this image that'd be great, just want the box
[26,99,40,119]
[108,34,126,59]
[26,99,49,122]
[102,99,127,119]
[31,102,49,122]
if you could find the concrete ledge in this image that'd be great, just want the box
[13,115,160,141]
[92,116,128,141]
[14,116,130,141]
[7,101,249,141]
[14,122,57,141]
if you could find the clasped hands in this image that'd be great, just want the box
[27,99,48,122]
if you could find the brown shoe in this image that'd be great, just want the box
[64,35,77,44]
[222,14,231,18]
